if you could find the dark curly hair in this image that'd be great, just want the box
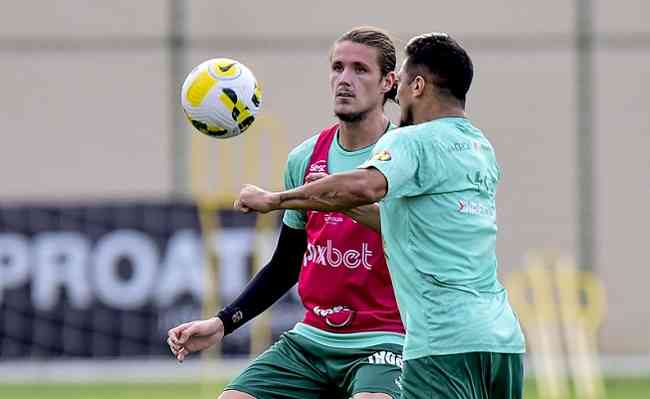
[404,33,473,107]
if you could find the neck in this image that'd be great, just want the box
[413,99,465,125]
[338,108,389,151]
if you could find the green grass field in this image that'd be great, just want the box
[2,379,650,399]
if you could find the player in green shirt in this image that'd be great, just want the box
[237,33,525,399]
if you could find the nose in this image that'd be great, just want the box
[336,66,354,86]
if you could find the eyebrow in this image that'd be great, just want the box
[331,59,371,67]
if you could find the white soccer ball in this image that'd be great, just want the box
[181,58,262,139]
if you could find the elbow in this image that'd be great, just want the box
[363,185,386,203]
[349,181,386,204]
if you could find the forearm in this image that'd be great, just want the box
[276,171,380,212]
[217,224,306,335]
[343,203,381,232]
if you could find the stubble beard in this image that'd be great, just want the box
[335,108,370,123]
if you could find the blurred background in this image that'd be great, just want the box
[0,1,648,398]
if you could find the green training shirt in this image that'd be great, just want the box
[361,117,525,360]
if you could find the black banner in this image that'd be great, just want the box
[0,202,301,358]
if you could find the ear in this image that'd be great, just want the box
[413,75,426,97]
[381,71,397,94]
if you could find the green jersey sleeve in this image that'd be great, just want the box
[281,135,319,229]
[361,127,442,199]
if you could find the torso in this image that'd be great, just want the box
[285,124,404,336]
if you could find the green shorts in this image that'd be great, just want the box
[401,352,523,399]
[224,332,403,399]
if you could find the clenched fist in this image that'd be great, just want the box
[234,184,278,214]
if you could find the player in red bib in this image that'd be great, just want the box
[298,125,403,336]
[168,27,404,399]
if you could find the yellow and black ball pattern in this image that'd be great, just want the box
[181,58,262,139]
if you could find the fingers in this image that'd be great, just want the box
[176,347,188,363]
[167,337,181,355]
[168,322,201,363]
[305,172,328,183]
[167,334,191,363]
[167,336,186,363]
[167,323,187,348]
[167,322,193,359]
[178,323,200,344]
[233,200,251,213]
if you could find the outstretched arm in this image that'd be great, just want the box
[236,168,388,213]
[305,172,381,232]
[168,223,307,361]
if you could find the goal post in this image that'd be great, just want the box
[506,251,607,399]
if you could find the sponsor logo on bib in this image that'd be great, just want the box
[308,160,327,173]
[312,305,355,327]
[304,240,373,270]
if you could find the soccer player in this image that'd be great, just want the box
[236,33,526,399]
[168,27,405,399]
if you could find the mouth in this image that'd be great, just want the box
[335,94,355,104]
[336,91,355,99]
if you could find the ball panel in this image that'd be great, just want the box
[185,70,215,107]
[252,82,262,107]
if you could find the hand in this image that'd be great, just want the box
[305,172,328,184]
[167,317,224,363]
[235,184,278,213]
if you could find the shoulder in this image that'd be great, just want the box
[286,133,319,166]
[375,124,429,152]
[377,125,417,144]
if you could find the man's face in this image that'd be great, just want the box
[396,59,415,127]
[330,41,386,123]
